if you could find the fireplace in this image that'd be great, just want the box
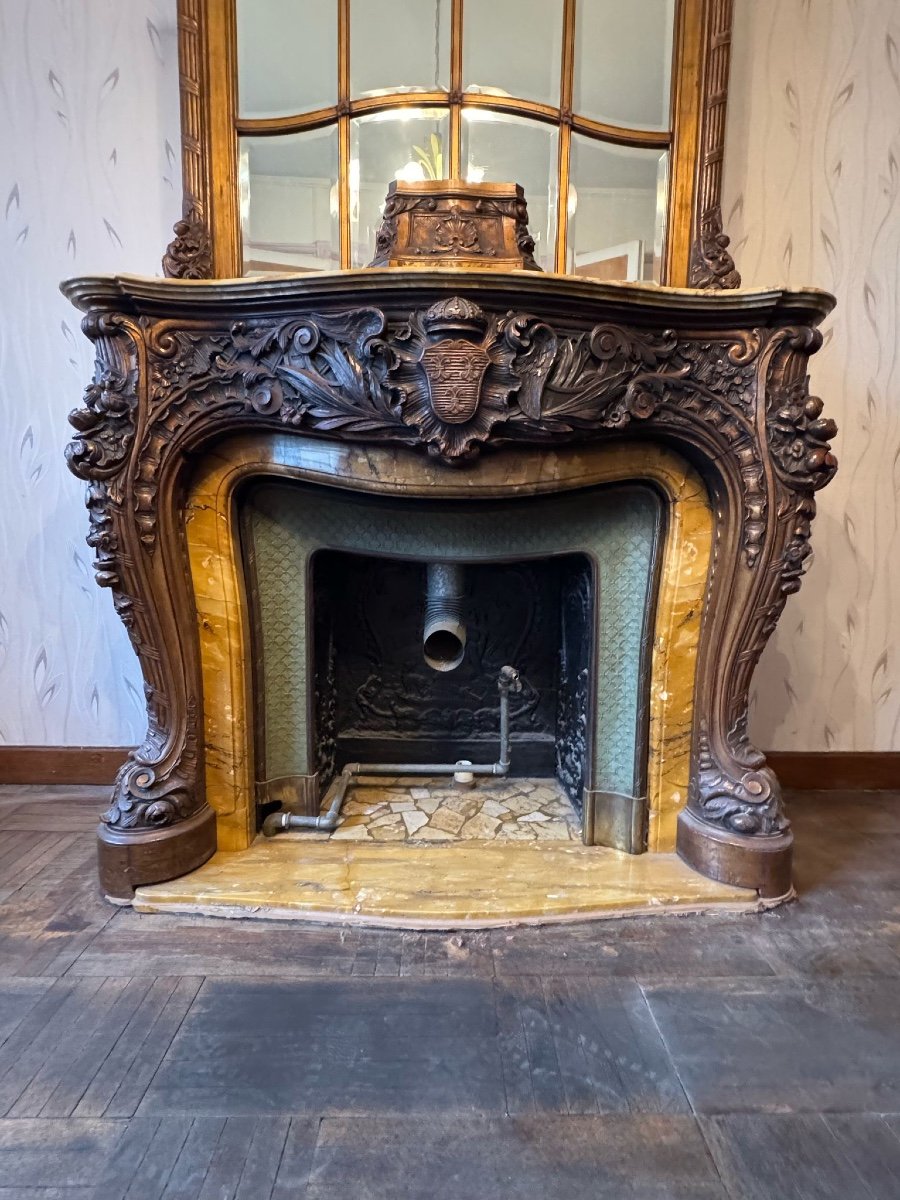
[63,183,837,913]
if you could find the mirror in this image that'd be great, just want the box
[168,0,741,289]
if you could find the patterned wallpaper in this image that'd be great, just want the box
[725,0,900,751]
[0,0,180,745]
[1,0,895,752]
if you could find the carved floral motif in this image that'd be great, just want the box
[767,379,839,488]
[689,207,742,290]
[780,495,817,596]
[84,482,120,590]
[162,204,212,280]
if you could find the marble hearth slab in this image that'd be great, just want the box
[133,842,769,928]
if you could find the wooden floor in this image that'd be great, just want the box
[0,786,899,1198]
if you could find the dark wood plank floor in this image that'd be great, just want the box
[0,785,899,1198]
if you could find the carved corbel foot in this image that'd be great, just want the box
[677,809,793,899]
[677,731,793,898]
[97,758,216,900]
[98,807,217,901]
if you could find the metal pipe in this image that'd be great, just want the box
[423,562,466,672]
[263,665,522,836]
[261,770,351,836]
[497,663,517,773]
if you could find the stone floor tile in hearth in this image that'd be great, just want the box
[326,776,582,844]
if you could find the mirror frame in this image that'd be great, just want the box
[164,0,740,287]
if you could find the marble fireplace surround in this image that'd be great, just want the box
[62,269,837,904]
[189,436,708,857]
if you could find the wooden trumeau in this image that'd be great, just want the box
[370,181,540,273]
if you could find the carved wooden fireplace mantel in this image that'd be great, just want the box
[63,266,836,903]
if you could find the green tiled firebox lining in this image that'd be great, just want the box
[244,481,661,798]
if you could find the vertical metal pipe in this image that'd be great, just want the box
[423,562,466,672]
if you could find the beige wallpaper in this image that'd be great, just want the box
[725,0,900,752]
[0,0,895,752]
[0,0,180,745]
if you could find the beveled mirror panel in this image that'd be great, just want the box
[461,112,559,271]
[240,129,340,274]
[236,0,338,118]
[350,0,451,97]
[568,137,668,281]
[574,0,674,132]
[462,0,564,108]
[349,108,451,267]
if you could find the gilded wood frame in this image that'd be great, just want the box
[164,0,741,286]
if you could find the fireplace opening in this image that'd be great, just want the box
[311,550,595,809]
[241,477,663,850]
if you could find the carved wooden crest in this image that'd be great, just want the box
[421,338,490,425]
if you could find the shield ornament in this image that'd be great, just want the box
[421,339,490,425]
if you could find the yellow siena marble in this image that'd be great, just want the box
[133,839,764,928]
[184,436,712,856]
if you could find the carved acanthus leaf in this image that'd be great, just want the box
[66,316,139,481]
[132,307,786,562]
[102,692,200,830]
[695,718,788,836]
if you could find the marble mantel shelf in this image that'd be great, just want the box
[63,269,834,326]
[62,266,837,907]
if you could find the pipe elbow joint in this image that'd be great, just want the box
[262,811,291,837]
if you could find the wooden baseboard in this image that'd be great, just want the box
[767,752,899,791]
[0,747,896,791]
[0,746,131,785]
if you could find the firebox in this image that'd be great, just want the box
[240,478,662,850]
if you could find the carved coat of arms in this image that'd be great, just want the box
[389,296,557,460]
[420,339,490,425]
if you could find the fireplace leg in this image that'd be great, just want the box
[97,806,217,900]
[676,808,793,900]
[676,731,794,899]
